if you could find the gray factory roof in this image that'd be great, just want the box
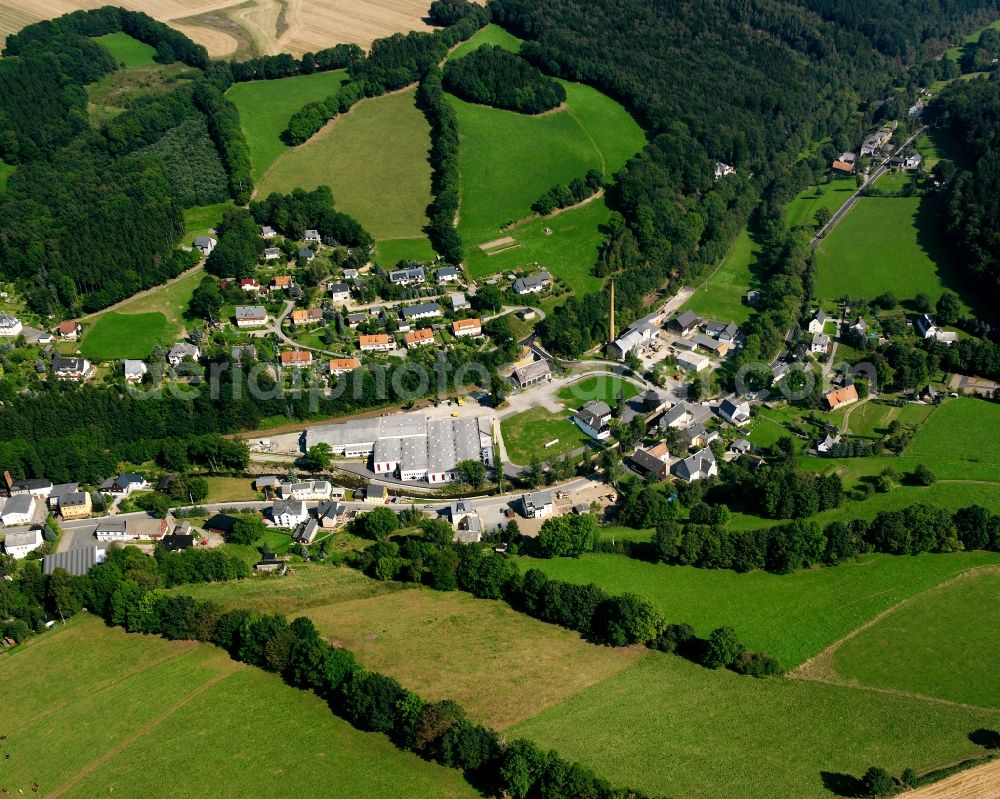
[43,545,105,576]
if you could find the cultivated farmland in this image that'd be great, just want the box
[0,614,478,798]
[79,311,168,360]
[227,70,348,179]
[512,652,1000,799]
[514,550,1000,668]
[257,88,433,247]
[813,568,1000,708]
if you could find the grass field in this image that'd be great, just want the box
[905,397,1000,472]
[174,567,644,730]
[87,267,204,338]
[0,614,478,798]
[448,23,523,60]
[821,568,1000,708]
[94,32,157,67]
[512,651,1000,799]
[450,80,645,249]
[79,311,168,360]
[202,476,261,503]
[86,59,194,126]
[786,175,857,230]
[227,70,348,179]
[375,236,437,267]
[915,127,966,171]
[556,374,640,408]
[813,195,984,315]
[464,195,610,294]
[681,227,759,323]
[258,88,432,243]
[514,550,1000,668]
[501,406,595,464]
[183,200,235,241]
[830,399,936,437]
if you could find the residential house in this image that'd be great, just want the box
[609,318,658,361]
[447,500,482,544]
[681,422,719,449]
[123,359,147,383]
[904,153,923,169]
[58,492,92,520]
[47,483,79,509]
[450,292,470,312]
[365,483,387,504]
[280,350,313,368]
[675,351,711,373]
[100,473,148,496]
[240,277,261,293]
[329,357,361,376]
[167,343,200,366]
[0,313,22,337]
[291,308,322,325]
[42,545,106,576]
[260,225,277,239]
[316,501,346,529]
[630,441,669,480]
[908,101,925,119]
[2,527,43,558]
[388,266,425,285]
[729,438,752,455]
[512,359,552,389]
[702,320,726,337]
[0,495,36,527]
[235,306,268,328]
[204,514,239,537]
[161,532,195,552]
[303,229,321,244]
[916,314,958,344]
[263,247,282,261]
[343,269,359,281]
[297,249,314,262]
[811,332,831,355]
[831,157,856,174]
[359,334,396,352]
[232,344,257,363]
[718,397,751,427]
[7,476,53,499]
[280,480,332,501]
[57,321,81,340]
[918,384,938,404]
[816,432,841,454]
[660,402,695,430]
[329,282,351,303]
[272,500,308,528]
[400,302,441,322]
[519,490,553,519]
[436,266,460,284]
[405,328,436,348]
[672,447,718,482]
[861,127,893,157]
[52,357,92,381]
[95,521,131,542]
[193,236,216,256]
[512,271,551,295]
[669,311,701,335]
[37,332,53,345]
[254,476,281,496]
[714,161,735,179]
[292,518,320,544]
[807,310,828,335]
[573,400,612,440]
[824,384,859,411]
[719,322,740,345]
[452,318,481,338]
[346,312,367,329]
[848,316,868,338]
[272,275,293,291]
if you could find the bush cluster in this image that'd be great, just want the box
[443,45,567,114]
[532,170,603,215]
[193,82,254,204]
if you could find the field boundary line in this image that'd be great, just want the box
[46,661,240,799]
[791,565,1000,685]
[563,104,605,175]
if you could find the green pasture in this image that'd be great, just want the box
[828,569,1000,707]
[514,550,1000,668]
[375,237,437,267]
[512,652,1000,799]
[448,23,523,60]
[786,175,857,230]
[556,373,640,408]
[227,69,348,179]
[681,226,759,323]
[183,200,235,241]
[95,32,157,68]
[257,88,432,243]
[80,311,168,360]
[501,406,594,465]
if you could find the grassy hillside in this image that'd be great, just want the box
[514,551,1000,668]
[681,226,759,323]
[825,568,1000,707]
[80,311,168,360]
[228,70,348,180]
[786,175,856,230]
[0,615,478,798]
[257,88,433,248]
[512,653,1000,799]
[448,23,523,59]
[94,32,157,67]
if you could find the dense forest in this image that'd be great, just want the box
[0,8,256,315]
[443,44,566,113]
[931,77,1000,309]
[493,0,1000,355]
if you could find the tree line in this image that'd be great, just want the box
[442,44,566,114]
[227,44,364,82]
[532,169,602,215]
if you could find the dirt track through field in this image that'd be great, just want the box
[45,661,239,799]
[904,759,1000,799]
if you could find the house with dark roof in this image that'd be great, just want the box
[717,397,751,427]
[43,545,106,576]
[630,442,669,480]
[99,473,148,496]
[436,265,460,283]
[519,490,553,519]
[193,236,216,256]
[329,282,351,303]
[161,533,195,552]
[573,400,612,440]
[512,271,551,295]
[272,500,308,528]
[672,447,717,482]
[400,302,441,321]
[205,514,239,536]
[807,309,828,335]
[389,266,425,285]
[669,310,701,335]
[52,357,92,381]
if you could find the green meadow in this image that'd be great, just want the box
[681,227,759,323]
[448,23,523,60]
[80,311,168,360]
[257,88,432,243]
[501,406,594,464]
[183,200,236,242]
[556,374,640,408]
[94,32,157,67]
[786,175,857,230]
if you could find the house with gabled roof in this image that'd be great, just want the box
[672,447,717,482]
[573,400,612,440]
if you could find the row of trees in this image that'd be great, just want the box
[417,66,464,263]
[193,82,254,204]
[442,44,567,114]
[532,169,603,215]
[228,44,364,82]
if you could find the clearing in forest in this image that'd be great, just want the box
[79,311,168,360]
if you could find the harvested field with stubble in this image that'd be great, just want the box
[0,0,445,58]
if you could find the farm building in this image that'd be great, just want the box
[675,351,711,373]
